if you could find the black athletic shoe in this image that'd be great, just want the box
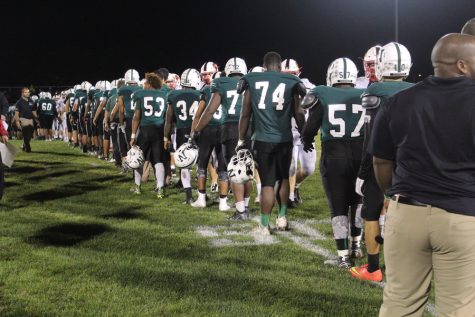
[295,187,303,204]
[229,211,249,221]
[287,200,298,209]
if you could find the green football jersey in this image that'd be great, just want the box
[92,91,104,114]
[105,88,117,113]
[74,91,88,116]
[160,84,171,93]
[131,89,168,127]
[201,85,224,126]
[310,86,366,142]
[37,98,56,116]
[242,71,302,143]
[118,85,142,119]
[66,93,75,113]
[211,76,242,123]
[363,81,414,105]
[167,89,200,129]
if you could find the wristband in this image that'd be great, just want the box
[131,133,136,139]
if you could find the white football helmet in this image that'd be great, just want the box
[124,145,144,169]
[249,66,265,73]
[200,62,218,75]
[94,81,102,91]
[31,95,39,102]
[363,45,382,81]
[281,59,301,77]
[45,92,52,99]
[181,68,201,89]
[38,92,45,99]
[81,81,92,91]
[99,80,111,91]
[74,84,82,92]
[227,149,254,184]
[376,42,412,80]
[326,58,358,87]
[175,141,199,168]
[166,73,181,90]
[124,69,140,85]
[225,57,247,76]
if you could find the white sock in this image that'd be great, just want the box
[134,170,141,186]
[154,163,165,188]
[219,197,228,206]
[198,192,206,202]
[235,201,245,213]
[289,192,295,201]
[256,183,261,195]
[181,168,191,188]
[244,197,250,207]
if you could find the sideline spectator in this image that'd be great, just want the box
[370,33,475,316]
[14,87,37,152]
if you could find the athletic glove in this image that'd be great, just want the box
[235,139,246,152]
[190,130,200,144]
[302,138,314,153]
[355,177,365,196]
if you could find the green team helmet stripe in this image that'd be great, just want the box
[394,42,401,72]
[343,58,347,79]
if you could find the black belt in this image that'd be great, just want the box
[391,195,429,207]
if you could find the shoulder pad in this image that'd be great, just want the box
[362,95,380,109]
[236,78,248,94]
[301,93,319,110]
[295,82,307,97]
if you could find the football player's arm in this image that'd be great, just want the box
[195,92,221,133]
[191,100,206,132]
[292,92,305,133]
[373,157,393,193]
[72,99,79,114]
[84,98,91,120]
[130,108,141,146]
[117,96,125,126]
[238,89,251,141]
[93,99,106,124]
[301,101,323,144]
[358,95,381,180]
[164,104,174,149]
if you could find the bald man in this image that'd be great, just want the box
[461,17,475,35]
[369,33,475,317]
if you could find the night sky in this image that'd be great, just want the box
[1,0,475,91]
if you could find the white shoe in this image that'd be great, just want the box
[254,196,260,203]
[219,203,231,212]
[191,198,206,208]
[256,224,271,235]
[276,216,288,231]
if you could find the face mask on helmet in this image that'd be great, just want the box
[326,58,358,87]
[225,57,247,76]
[281,59,301,77]
[363,45,381,82]
[166,73,181,90]
[227,149,254,184]
[124,69,140,85]
[376,42,412,81]
[181,68,201,89]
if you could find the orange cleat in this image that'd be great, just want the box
[349,265,383,282]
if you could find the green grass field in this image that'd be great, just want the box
[0,140,434,317]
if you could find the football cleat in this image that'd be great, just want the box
[287,200,298,209]
[132,185,141,195]
[228,211,249,221]
[156,188,164,199]
[294,188,303,204]
[337,255,352,269]
[276,216,289,231]
[219,202,231,212]
[191,197,206,208]
[254,224,271,236]
[350,265,383,282]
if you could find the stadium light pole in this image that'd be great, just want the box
[395,0,399,42]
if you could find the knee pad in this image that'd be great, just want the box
[218,171,228,182]
[197,167,207,178]
[331,215,349,240]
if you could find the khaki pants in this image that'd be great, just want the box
[379,199,475,317]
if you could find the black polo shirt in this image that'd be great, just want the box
[15,97,35,119]
[369,76,475,216]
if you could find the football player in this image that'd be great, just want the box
[190,62,228,209]
[164,68,201,203]
[104,79,125,167]
[193,57,252,219]
[350,42,414,282]
[116,69,141,162]
[129,72,168,197]
[301,58,365,269]
[64,86,79,146]
[36,92,57,141]
[72,81,91,153]
[93,80,111,159]
[281,58,317,208]
[238,51,306,234]
[355,45,382,89]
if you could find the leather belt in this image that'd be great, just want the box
[391,195,428,207]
